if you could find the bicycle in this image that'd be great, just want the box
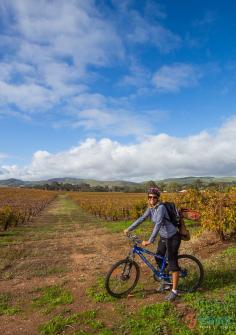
[105,234,204,298]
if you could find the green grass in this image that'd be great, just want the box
[2,196,235,335]
[86,277,115,303]
[183,290,236,334]
[104,220,131,233]
[112,242,236,335]
[74,330,113,335]
[221,245,236,256]
[120,302,192,335]
[130,282,147,299]
[32,285,73,314]
[74,328,113,335]
[0,228,27,245]
[184,219,197,226]
[0,293,20,316]
[94,330,113,335]
[201,245,236,292]
[39,310,109,335]
[104,219,153,236]
[28,225,57,234]
[57,195,82,216]
[181,244,236,334]
[104,218,200,240]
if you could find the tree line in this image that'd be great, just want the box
[29,179,236,193]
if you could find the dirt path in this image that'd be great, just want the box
[0,195,231,335]
[0,195,163,334]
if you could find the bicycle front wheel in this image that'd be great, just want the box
[177,254,204,292]
[105,259,140,298]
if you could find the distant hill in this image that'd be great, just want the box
[0,177,139,188]
[155,177,216,185]
[0,176,236,188]
[0,178,26,187]
[45,178,139,188]
[156,176,236,185]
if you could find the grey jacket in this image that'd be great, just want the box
[127,203,178,242]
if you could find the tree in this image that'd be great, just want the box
[145,180,158,190]
[79,183,91,191]
[192,178,204,190]
[166,182,181,193]
[157,182,166,191]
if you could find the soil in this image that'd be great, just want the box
[0,195,233,335]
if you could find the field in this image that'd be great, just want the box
[0,189,236,334]
[0,188,56,231]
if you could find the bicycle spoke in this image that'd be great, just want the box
[105,259,140,297]
[109,264,135,293]
[177,255,204,292]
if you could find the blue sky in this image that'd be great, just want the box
[0,0,236,181]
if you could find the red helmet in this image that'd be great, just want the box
[147,187,161,197]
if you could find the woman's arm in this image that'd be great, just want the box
[124,208,151,234]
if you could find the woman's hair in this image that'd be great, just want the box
[147,187,161,197]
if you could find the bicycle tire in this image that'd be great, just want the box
[105,259,140,298]
[176,254,204,292]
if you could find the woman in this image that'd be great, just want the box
[124,187,181,301]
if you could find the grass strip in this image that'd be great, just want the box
[120,302,192,335]
[0,293,20,316]
[86,277,115,303]
[39,310,108,335]
[32,285,73,314]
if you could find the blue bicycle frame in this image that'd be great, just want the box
[131,245,171,282]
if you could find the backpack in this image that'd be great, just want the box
[161,202,190,241]
[161,202,181,227]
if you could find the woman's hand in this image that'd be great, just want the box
[142,240,151,247]
[123,229,129,235]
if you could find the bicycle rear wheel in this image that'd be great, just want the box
[177,254,204,292]
[105,258,140,298]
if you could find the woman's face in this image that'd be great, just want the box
[148,193,159,206]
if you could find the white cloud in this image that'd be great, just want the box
[55,107,154,137]
[0,107,32,120]
[127,23,181,52]
[153,63,201,92]
[1,117,236,181]
[121,61,151,88]
[110,0,181,53]
[72,93,107,109]
[0,0,184,137]
[9,0,124,66]
[0,0,124,112]
[0,153,8,161]
[0,81,56,110]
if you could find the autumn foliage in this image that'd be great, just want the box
[69,189,236,240]
[1,187,235,240]
[0,188,56,231]
[68,192,147,221]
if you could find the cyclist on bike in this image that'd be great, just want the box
[124,187,181,301]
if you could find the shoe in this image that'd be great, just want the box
[164,290,178,301]
[155,280,172,293]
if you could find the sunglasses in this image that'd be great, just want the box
[148,195,158,200]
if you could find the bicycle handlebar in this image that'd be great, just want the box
[126,233,142,244]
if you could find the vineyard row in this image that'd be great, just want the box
[0,188,56,231]
[68,189,236,240]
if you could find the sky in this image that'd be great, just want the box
[0,0,236,181]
